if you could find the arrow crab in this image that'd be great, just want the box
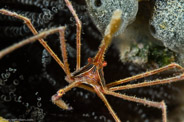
[0,0,184,121]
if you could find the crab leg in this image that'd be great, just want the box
[64,0,82,70]
[107,63,184,88]
[0,9,65,71]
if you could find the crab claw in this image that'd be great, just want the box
[51,94,72,110]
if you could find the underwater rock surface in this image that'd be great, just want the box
[150,0,184,53]
[85,0,138,35]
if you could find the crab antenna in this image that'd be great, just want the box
[94,9,122,63]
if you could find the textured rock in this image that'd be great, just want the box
[85,0,138,35]
[150,0,184,53]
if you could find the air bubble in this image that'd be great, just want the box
[138,109,143,114]
[43,0,49,7]
[164,93,168,97]
[1,95,5,101]
[84,94,89,99]
[37,97,41,101]
[19,75,24,80]
[9,85,16,92]
[12,69,17,73]
[35,92,39,95]
[42,49,51,67]
[9,92,14,97]
[13,79,19,85]
[52,7,58,13]
[107,119,113,122]
[99,115,106,121]
[141,113,146,119]
[92,112,95,116]
[17,96,22,102]
[144,119,149,122]
[8,68,13,72]
[0,79,5,85]
[70,17,75,22]
[25,103,29,107]
[82,113,90,117]
[4,95,11,102]
[37,102,42,107]
[3,79,7,82]
[1,73,7,79]
[5,72,10,78]
[80,91,83,96]
[13,94,17,102]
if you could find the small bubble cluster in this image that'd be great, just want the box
[19,92,46,121]
[41,49,56,86]
[0,0,65,37]
[42,49,51,68]
[82,112,113,122]
[0,67,19,102]
[0,65,46,121]
[0,66,26,104]
[20,105,45,121]
[35,92,42,107]
[75,90,92,100]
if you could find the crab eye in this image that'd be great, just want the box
[88,57,93,63]
[102,61,107,67]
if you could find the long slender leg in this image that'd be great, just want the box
[0,27,64,59]
[93,86,120,122]
[64,0,81,70]
[109,73,184,91]
[104,90,167,122]
[52,81,82,110]
[78,84,95,93]
[106,63,184,88]
[59,27,71,79]
[0,9,65,71]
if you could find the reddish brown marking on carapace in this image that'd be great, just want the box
[70,57,106,86]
